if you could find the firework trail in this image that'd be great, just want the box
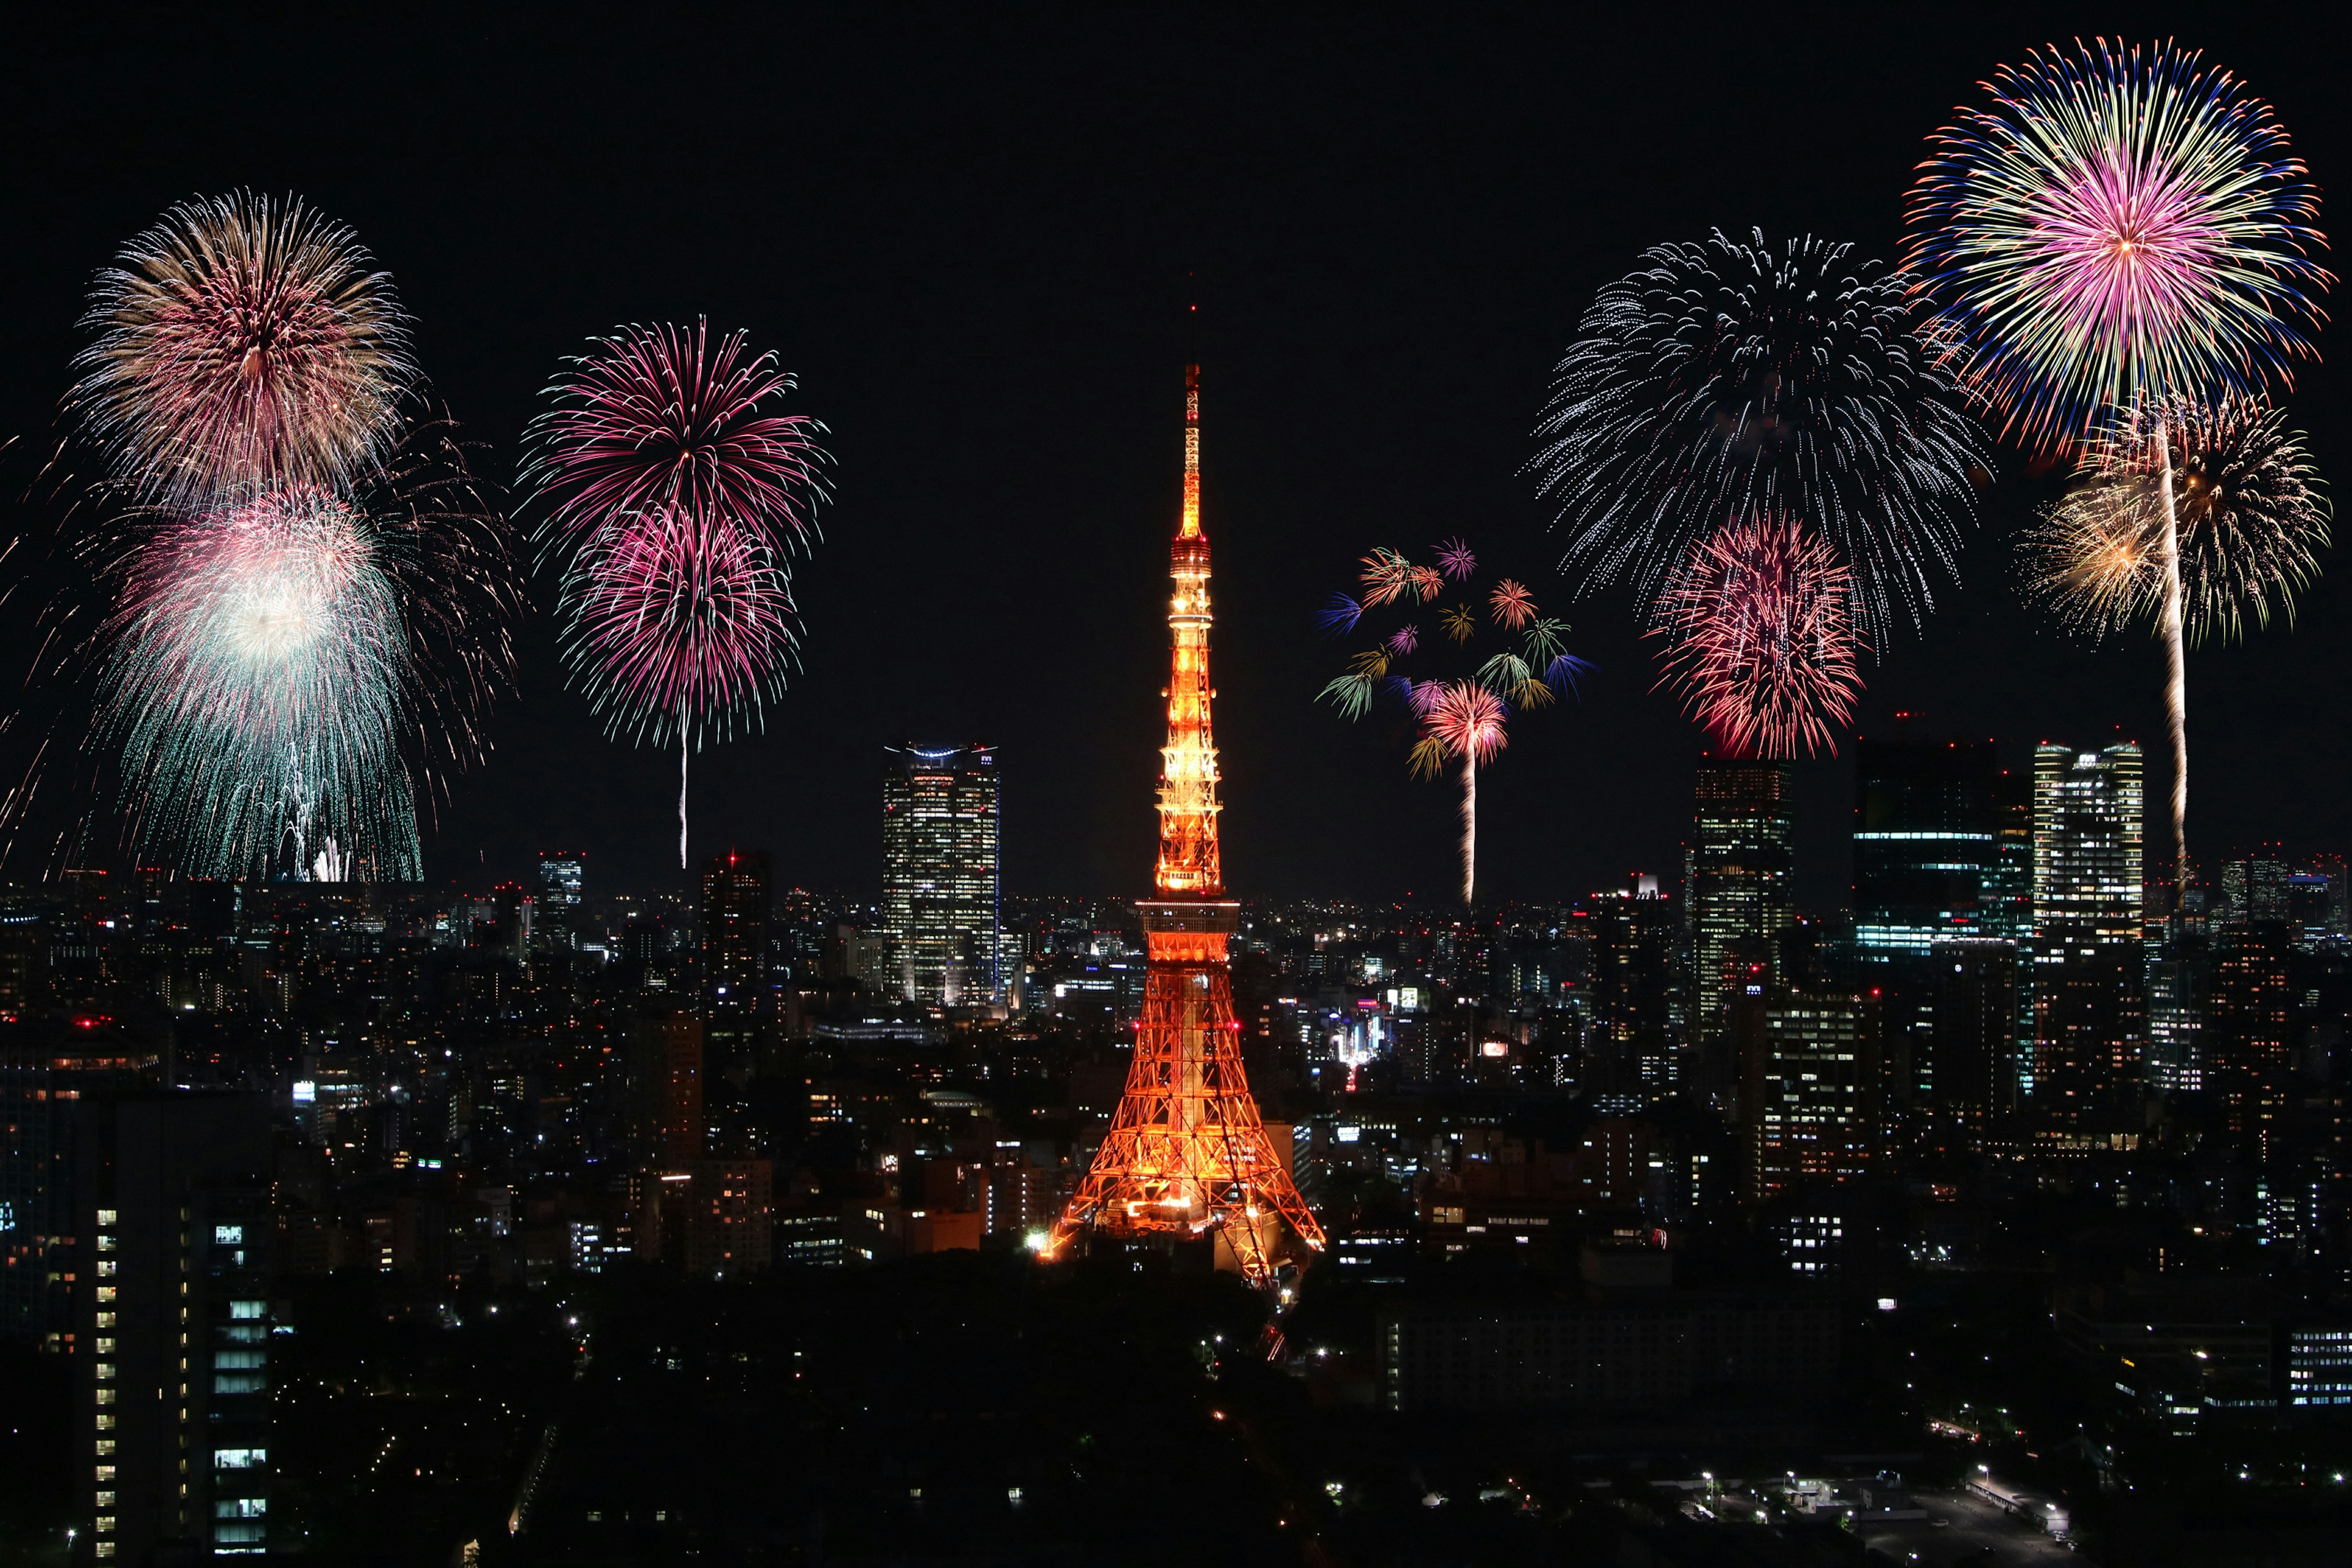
[526,322,831,867]
[1320,543,1589,906]
[1653,516,1863,760]
[2030,395,2330,643]
[70,192,413,511]
[1907,39,2331,888]
[1530,228,1989,649]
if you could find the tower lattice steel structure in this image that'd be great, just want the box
[1047,360,1325,1284]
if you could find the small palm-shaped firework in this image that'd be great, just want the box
[1319,539,1591,906]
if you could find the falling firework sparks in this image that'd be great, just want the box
[2030,394,2331,643]
[526,321,831,866]
[99,483,413,880]
[70,192,414,510]
[1653,516,1863,760]
[81,419,521,883]
[1320,543,1589,905]
[1531,228,1989,647]
[1907,39,2331,886]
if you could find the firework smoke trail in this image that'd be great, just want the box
[1531,228,1989,649]
[2029,396,2331,641]
[70,192,413,511]
[565,510,802,867]
[526,322,830,867]
[1411,681,1507,907]
[1907,39,2331,888]
[1653,517,1863,759]
[99,484,415,878]
[1321,545,1586,907]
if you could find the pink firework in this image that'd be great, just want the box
[526,320,830,865]
[526,319,829,552]
[1384,624,1420,657]
[1654,516,1862,759]
[1435,538,1477,581]
[1412,680,1507,772]
[568,510,799,741]
[1907,39,2329,452]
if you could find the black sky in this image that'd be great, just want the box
[2,2,2346,910]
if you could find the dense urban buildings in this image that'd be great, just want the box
[4,750,2352,1562]
[879,744,1003,1006]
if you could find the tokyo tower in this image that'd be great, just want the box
[1047,359,1325,1284]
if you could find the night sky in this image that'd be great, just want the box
[1,3,2344,910]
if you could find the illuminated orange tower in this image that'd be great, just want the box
[1047,360,1325,1284]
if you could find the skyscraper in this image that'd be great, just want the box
[1852,733,2000,1112]
[2031,743,2146,1115]
[880,745,1003,1005]
[1746,992,1876,1203]
[536,850,586,952]
[1585,880,1683,1102]
[1048,358,1323,1283]
[700,850,772,1135]
[1853,735,1998,958]
[1686,760,1792,1054]
[78,1093,274,1562]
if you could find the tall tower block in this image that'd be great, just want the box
[1047,362,1325,1283]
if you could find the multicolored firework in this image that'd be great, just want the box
[526,321,831,866]
[70,191,414,510]
[1319,541,1589,906]
[2029,395,2331,643]
[1529,228,1989,646]
[88,420,520,882]
[1907,39,2331,886]
[1653,516,1863,759]
[1905,40,2329,451]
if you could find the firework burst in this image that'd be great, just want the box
[1907,39,2331,886]
[2030,394,2330,643]
[71,191,414,510]
[100,483,412,880]
[83,420,521,883]
[1905,39,2330,450]
[1320,543,1590,905]
[1531,227,1989,646]
[527,321,831,866]
[1653,516,1863,760]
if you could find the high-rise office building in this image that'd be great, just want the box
[536,851,586,952]
[2146,885,2211,1096]
[1686,760,1792,1052]
[701,851,772,1121]
[2220,855,2293,927]
[881,745,1002,1006]
[1746,991,1876,1202]
[1929,938,2020,1119]
[2031,743,2146,1115]
[627,1011,704,1167]
[1586,880,1683,1101]
[77,1092,274,1563]
[1853,734,1999,957]
[1,1031,157,1348]
[1853,734,2000,1112]
[2209,918,2295,1134]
